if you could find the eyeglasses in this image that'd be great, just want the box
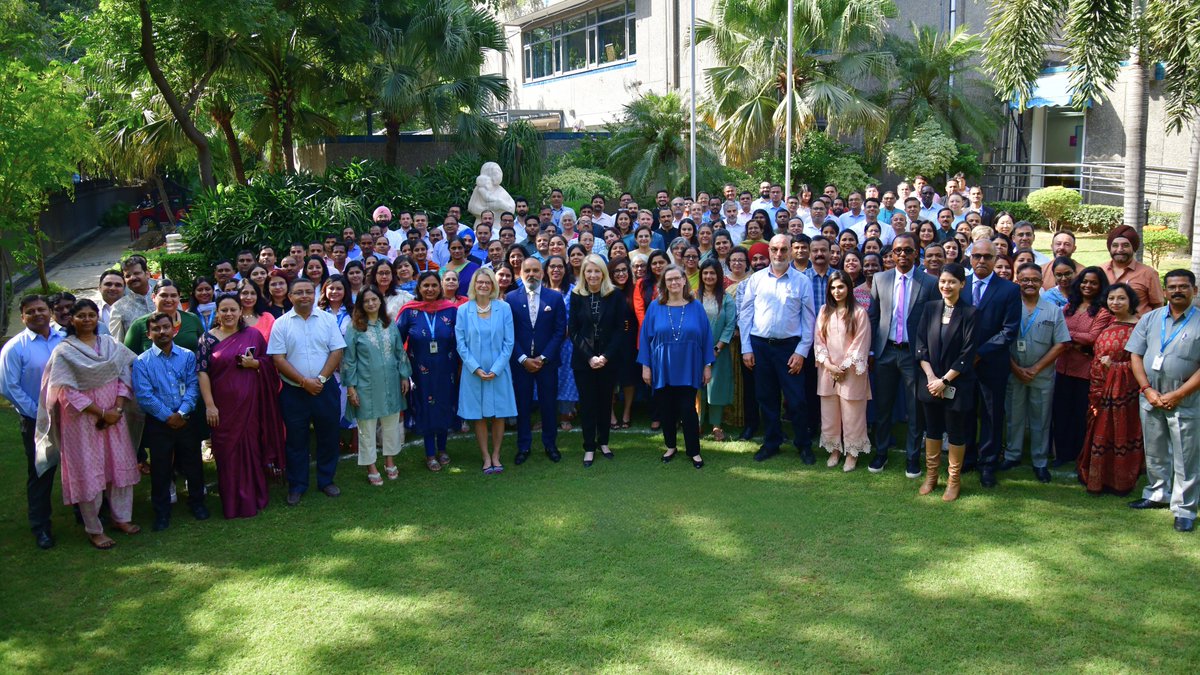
[683,255,699,261]
[1054,271,1075,279]
[971,253,995,261]
[892,247,915,254]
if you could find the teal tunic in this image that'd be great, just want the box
[703,294,737,406]
[343,319,412,420]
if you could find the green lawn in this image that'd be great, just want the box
[1044,231,1190,270]
[2,406,1199,673]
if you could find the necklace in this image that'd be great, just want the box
[668,304,685,342]
[477,301,492,314]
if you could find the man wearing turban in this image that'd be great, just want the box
[1102,225,1164,310]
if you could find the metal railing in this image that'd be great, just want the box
[981,162,1188,213]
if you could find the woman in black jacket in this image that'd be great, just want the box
[569,254,628,467]
[915,262,977,502]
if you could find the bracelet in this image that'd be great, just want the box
[1139,384,1152,393]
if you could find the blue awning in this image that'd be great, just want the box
[1023,69,1088,108]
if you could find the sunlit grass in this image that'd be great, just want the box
[1,407,1199,673]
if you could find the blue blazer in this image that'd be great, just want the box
[506,287,567,367]
[971,274,1020,377]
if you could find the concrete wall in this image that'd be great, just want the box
[1083,68,1198,170]
[296,134,592,175]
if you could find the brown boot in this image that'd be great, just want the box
[943,443,965,502]
[918,439,941,495]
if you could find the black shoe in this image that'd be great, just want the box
[546,447,562,463]
[514,451,530,465]
[1051,457,1073,468]
[662,449,678,463]
[191,504,210,521]
[583,452,594,468]
[1174,517,1195,532]
[600,446,614,460]
[692,456,704,469]
[868,453,888,473]
[738,426,757,441]
[961,458,977,474]
[905,455,921,478]
[152,516,170,532]
[998,459,1021,471]
[798,446,815,465]
[286,491,303,506]
[980,467,997,488]
[1129,498,1169,510]
[1033,466,1052,483]
[753,446,779,462]
[321,484,341,497]
[35,530,55,550]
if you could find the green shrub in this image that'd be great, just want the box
[1025,186,1081,230]
[720,166,757,197]
[884,119,957,181]
[947,142,984,182]
[100,202,132,229]
[990,200,1045,227]
[825,157,875,195]
[144,251,209,297]
[540,167,620,205]
[1149,210,1181,229]
[1142,226,1188,270]
[1064,204,1123,234]
[495,120,546,197]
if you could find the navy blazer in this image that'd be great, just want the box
[969,273,1020,374]
[506,286,567,367]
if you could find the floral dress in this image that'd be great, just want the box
[395,306,459,432]
[1078,321,1144,495]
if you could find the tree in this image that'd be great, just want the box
[0,60,94,290]
[370,0,509,167]
[984,0,1151,242]
[880,23,999,145]
[606,92,723,198]
[884,118,957,181]
[696,0,897,167]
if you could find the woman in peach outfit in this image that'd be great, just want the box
[814,270,872,471]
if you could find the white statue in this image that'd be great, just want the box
[468,161,515,219]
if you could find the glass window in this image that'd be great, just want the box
[598,19,625,64]
[563,30,587,72]
[523,2,637,81]
[628,17,637,55]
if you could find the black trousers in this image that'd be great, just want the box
[1051,373,1090,463]
[574,365,615,452]
[655,385,701,457]
[144,416,206,518]
[968,374,1008,469]
[20,416,56,535]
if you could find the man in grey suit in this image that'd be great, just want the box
[867,233,939,477]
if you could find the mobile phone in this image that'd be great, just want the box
[943,385,957,400]
[246,346,256,358]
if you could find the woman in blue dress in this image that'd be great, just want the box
[395,271,459,472]
[455,268,517,474]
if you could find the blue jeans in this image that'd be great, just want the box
[281,383,340,493]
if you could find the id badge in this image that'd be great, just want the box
[1152,354,1165,372]
[1016,340,1027,353]
[429,342,439,354]
[179,382,186,397]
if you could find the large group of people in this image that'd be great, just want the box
[3,175,1200,552]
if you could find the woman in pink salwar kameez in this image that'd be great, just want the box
[35,299,141,550]
[814,271,873,472]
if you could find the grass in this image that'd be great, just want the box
[1,405,1200,673]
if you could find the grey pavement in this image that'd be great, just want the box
[5,227,132,337]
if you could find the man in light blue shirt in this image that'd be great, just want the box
[131,312,208,531]
[837,192,865,232]
[738,234,816,464]
[0,294,64,549]
[431,215,475,266]
[548,188,575,227]
[268,278,347,505]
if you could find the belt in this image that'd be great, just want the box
[755,335,800,345]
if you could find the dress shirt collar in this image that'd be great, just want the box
[21,326,61,343]
[149,343,177,358]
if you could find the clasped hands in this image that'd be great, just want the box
[1144,388,1181,411]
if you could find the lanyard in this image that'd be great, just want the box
[1160,307,1196,352]
[198,311,212,333]
[423,311,438,338]
[1019,306,1042,339]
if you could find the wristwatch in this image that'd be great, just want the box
[317,375,328,384]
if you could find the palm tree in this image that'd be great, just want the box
[695,0,897,167]
[984,0,1148,239]
[371,0,509,166]
[880,23,999,146]
[607,92,723,197]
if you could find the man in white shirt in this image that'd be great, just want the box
[97,269,125,334]
[1011,222,1052,265]
[804,200,836,238]
[918,185,941,222]
[590,194,614,230]
[738,234,816,464]
[268,278,346,506]
[838,192,865,232]
[736,191,755,225]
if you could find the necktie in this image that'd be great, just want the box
[973,280,984,306]
[895,274,907,343]
[528,290,538,327]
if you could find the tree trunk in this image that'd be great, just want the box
[1183,126,1199,248]
[35,225,49,290]
[212,106,247,185]
[1122,39,1149,261]
[153,174,176,228]
[385,118,400,167]
[138,0,215,189]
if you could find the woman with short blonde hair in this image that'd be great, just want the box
[570,255,629,465]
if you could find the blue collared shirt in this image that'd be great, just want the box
[0,327,64,419]
[550,206,575,227]
[737,265,816,357]
[132,343,200,422]
[805,266,831,312]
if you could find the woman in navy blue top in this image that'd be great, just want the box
[638,264,715,468]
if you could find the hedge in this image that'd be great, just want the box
[142,251,210,298]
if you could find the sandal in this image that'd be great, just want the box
[89,533,116,550]
[492,464,504,473]
[367,472,383,486]
[110,521,141,535]
[384,465,399,480]
[620,416,631,429]
[712,428,726,442]
[436,452,451,466]
[426,457,442,472]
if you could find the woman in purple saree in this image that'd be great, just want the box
[197,294,285,518]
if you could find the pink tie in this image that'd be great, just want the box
[895,274,907,343]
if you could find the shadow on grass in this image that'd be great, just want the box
[2,414,1200,672]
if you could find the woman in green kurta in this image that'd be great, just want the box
[343,287,413,485]
[122,280,205,354]
[697,259,737,441]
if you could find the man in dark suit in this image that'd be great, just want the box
[867,233,940,477]
[968,186,996,229]
[964,239,1021,487]
[506,257,567,464]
